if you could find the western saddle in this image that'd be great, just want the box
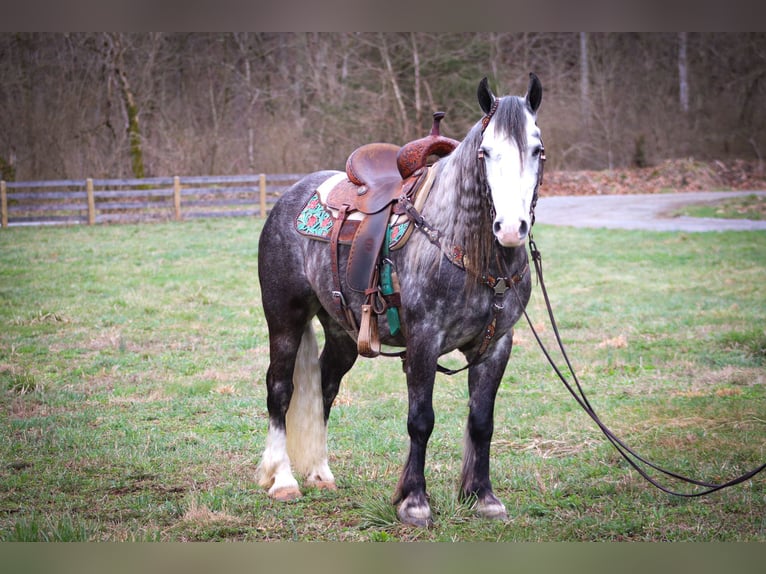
[325,112,459,357]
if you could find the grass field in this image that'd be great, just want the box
[0,218,764,541]
[675,193,766,220]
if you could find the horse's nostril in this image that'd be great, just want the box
[493,220,503,233]
[518,220,529,238]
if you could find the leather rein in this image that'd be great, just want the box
[513,235,766,497]
[405,103,764,495]
[491,102,765,495]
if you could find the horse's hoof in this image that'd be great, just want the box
[396,499,433,527]
[476,496,508,521]
[270,486,302,501]
[479,506,509,521]
[306,479,337,491]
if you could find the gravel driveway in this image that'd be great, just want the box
[535,191,766,232]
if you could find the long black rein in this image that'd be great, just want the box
[514,233,766,497]
[411,101,765,495]
[490,107,765,495]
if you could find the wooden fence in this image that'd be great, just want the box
[0,174,305,228]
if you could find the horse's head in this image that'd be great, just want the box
[477,74,544,248]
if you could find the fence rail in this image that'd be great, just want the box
[0,173,306,228]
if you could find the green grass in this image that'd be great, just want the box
[1,219,765,541]
[675,193,766,220]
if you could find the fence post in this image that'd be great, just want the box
[86,178,95,225]
[173,176,182,221]
[259,173,267,218]
[1,181,7,228]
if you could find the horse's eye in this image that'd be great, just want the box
[532,146,542,158]
[479,147,490,160]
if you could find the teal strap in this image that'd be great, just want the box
[380,226,401,336]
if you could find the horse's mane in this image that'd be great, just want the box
[408,96,529,287]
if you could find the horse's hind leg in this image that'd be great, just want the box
[259,309,356,499]
[301,309,358,489]
[258,320,306,501]
[460,334,513,520]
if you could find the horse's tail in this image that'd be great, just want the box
[285,321,328,477]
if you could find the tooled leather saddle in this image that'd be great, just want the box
[297,112,459,357]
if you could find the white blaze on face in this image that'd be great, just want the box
[481,107,543,247]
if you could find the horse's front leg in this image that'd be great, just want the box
[393,346,438,527]
[460,332,514,520]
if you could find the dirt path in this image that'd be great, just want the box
[535,191,766,232]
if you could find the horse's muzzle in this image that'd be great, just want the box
[493,217,529,247]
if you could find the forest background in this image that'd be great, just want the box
[1,32,765,183]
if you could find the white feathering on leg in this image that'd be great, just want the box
[286,322,336,488]
[258,422,301,499]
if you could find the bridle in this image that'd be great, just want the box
[530,142,546,228]
[478,97,547,229]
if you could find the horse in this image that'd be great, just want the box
[256,74,545,526]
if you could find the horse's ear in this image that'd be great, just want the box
[526,73,542,114]
[477,77,495,116]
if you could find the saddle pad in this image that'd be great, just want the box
[295,172,418,250]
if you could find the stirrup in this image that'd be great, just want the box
[357,304,381,358]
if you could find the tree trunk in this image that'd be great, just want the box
[378,34,411,141]
[108,34,145,179]
[678,32,689,114]
[411,33,422,131]
[580,32,590,125]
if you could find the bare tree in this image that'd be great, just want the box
[377,34,412,140]
[411,33,423,132]
[104,33,146,179]
[580,32,590,123]
[2,33,766,179]
[678,32,690,114]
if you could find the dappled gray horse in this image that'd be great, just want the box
[257,74,545,526]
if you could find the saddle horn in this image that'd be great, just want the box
[397,112,460,179]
